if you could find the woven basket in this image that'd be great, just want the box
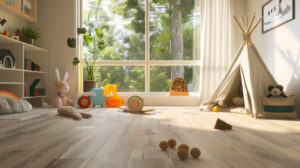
[263,97,297,119]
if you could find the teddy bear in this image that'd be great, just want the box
[267,85,288,98]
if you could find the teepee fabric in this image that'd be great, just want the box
[201,14,281,118]
[203,43,277,117]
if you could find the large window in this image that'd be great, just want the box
[81,0,200,93]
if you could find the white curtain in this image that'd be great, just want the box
[194,0,235,103]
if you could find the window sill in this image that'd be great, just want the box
[119,92,200,106]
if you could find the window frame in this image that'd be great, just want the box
[78,0,201,96]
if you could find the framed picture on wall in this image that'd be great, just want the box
[262,0,295,33]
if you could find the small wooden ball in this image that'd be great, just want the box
[178,144,189,152]
[177,149,188,161]
[159,141,168,151]
[190,148,201,159]
[168,139,176,148]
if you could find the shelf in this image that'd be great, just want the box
[0,34,23,44]
[0,82,23,85]
[0,35,47,52]
[0,68,47,74]
[0,67,23,72]
[24,43,47,52]
[24,70,47,74]
[0,0,36,23]
[22,96,47,99]
[0,24,47,106]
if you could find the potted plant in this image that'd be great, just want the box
[68,27,105,92]
[21,26,40,45]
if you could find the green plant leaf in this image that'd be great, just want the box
[21,26,40,40]
[67,38,76,48]
[72,57,80,66]
[97,41,105,50]
[77,27,87,35]
[83,33,93,45]
[95,27,103,39]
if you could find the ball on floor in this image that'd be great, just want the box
[168,139,176,148]
[190,148,201,159]
[178,144,189,152]
[212,106,220,112]
[159,141,168,151]
[177,149,188,161]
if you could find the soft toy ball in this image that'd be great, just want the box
[190,148,201,159]
[212,106,219,112]
[177,149,188,161]
[168,139,176,148]
[178,144,189,152]
[159,141,168,151]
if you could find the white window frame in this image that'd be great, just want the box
[78,0,201,105]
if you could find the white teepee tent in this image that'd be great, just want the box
[201,13,278,118]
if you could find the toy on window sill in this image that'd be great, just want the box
[104,84,123,107]
[76,91,94,109]
[76,88,107,109]
[169,78,189,96]
[91,88,106,107]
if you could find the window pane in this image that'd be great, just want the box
[150,0,198,60]
[83,66,145,92]
[83,0,145,60]
[150,66,199,92]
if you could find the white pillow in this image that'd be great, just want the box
[0,97,32,114]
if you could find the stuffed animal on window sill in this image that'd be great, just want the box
[267,85,288,98]
[54,68,74,107]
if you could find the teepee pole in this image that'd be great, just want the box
[249,17,263,36]
[246,13,256,34]
[233,16,246,35]
[240,16,246,31]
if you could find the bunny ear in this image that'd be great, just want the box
[55,68,60,81]
[63,71,69,81]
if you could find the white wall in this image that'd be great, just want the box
[246,0,300,116]
[34,0,78,105]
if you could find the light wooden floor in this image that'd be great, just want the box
[0,108,300,168]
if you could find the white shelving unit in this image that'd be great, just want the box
[0,35,47,106]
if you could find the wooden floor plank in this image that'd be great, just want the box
[0,108,299,168]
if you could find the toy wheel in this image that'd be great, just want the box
[78,96,91,108]
[127,96,143,112]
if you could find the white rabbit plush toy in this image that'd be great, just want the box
[54,68,74,107]
[54,68,92,120]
